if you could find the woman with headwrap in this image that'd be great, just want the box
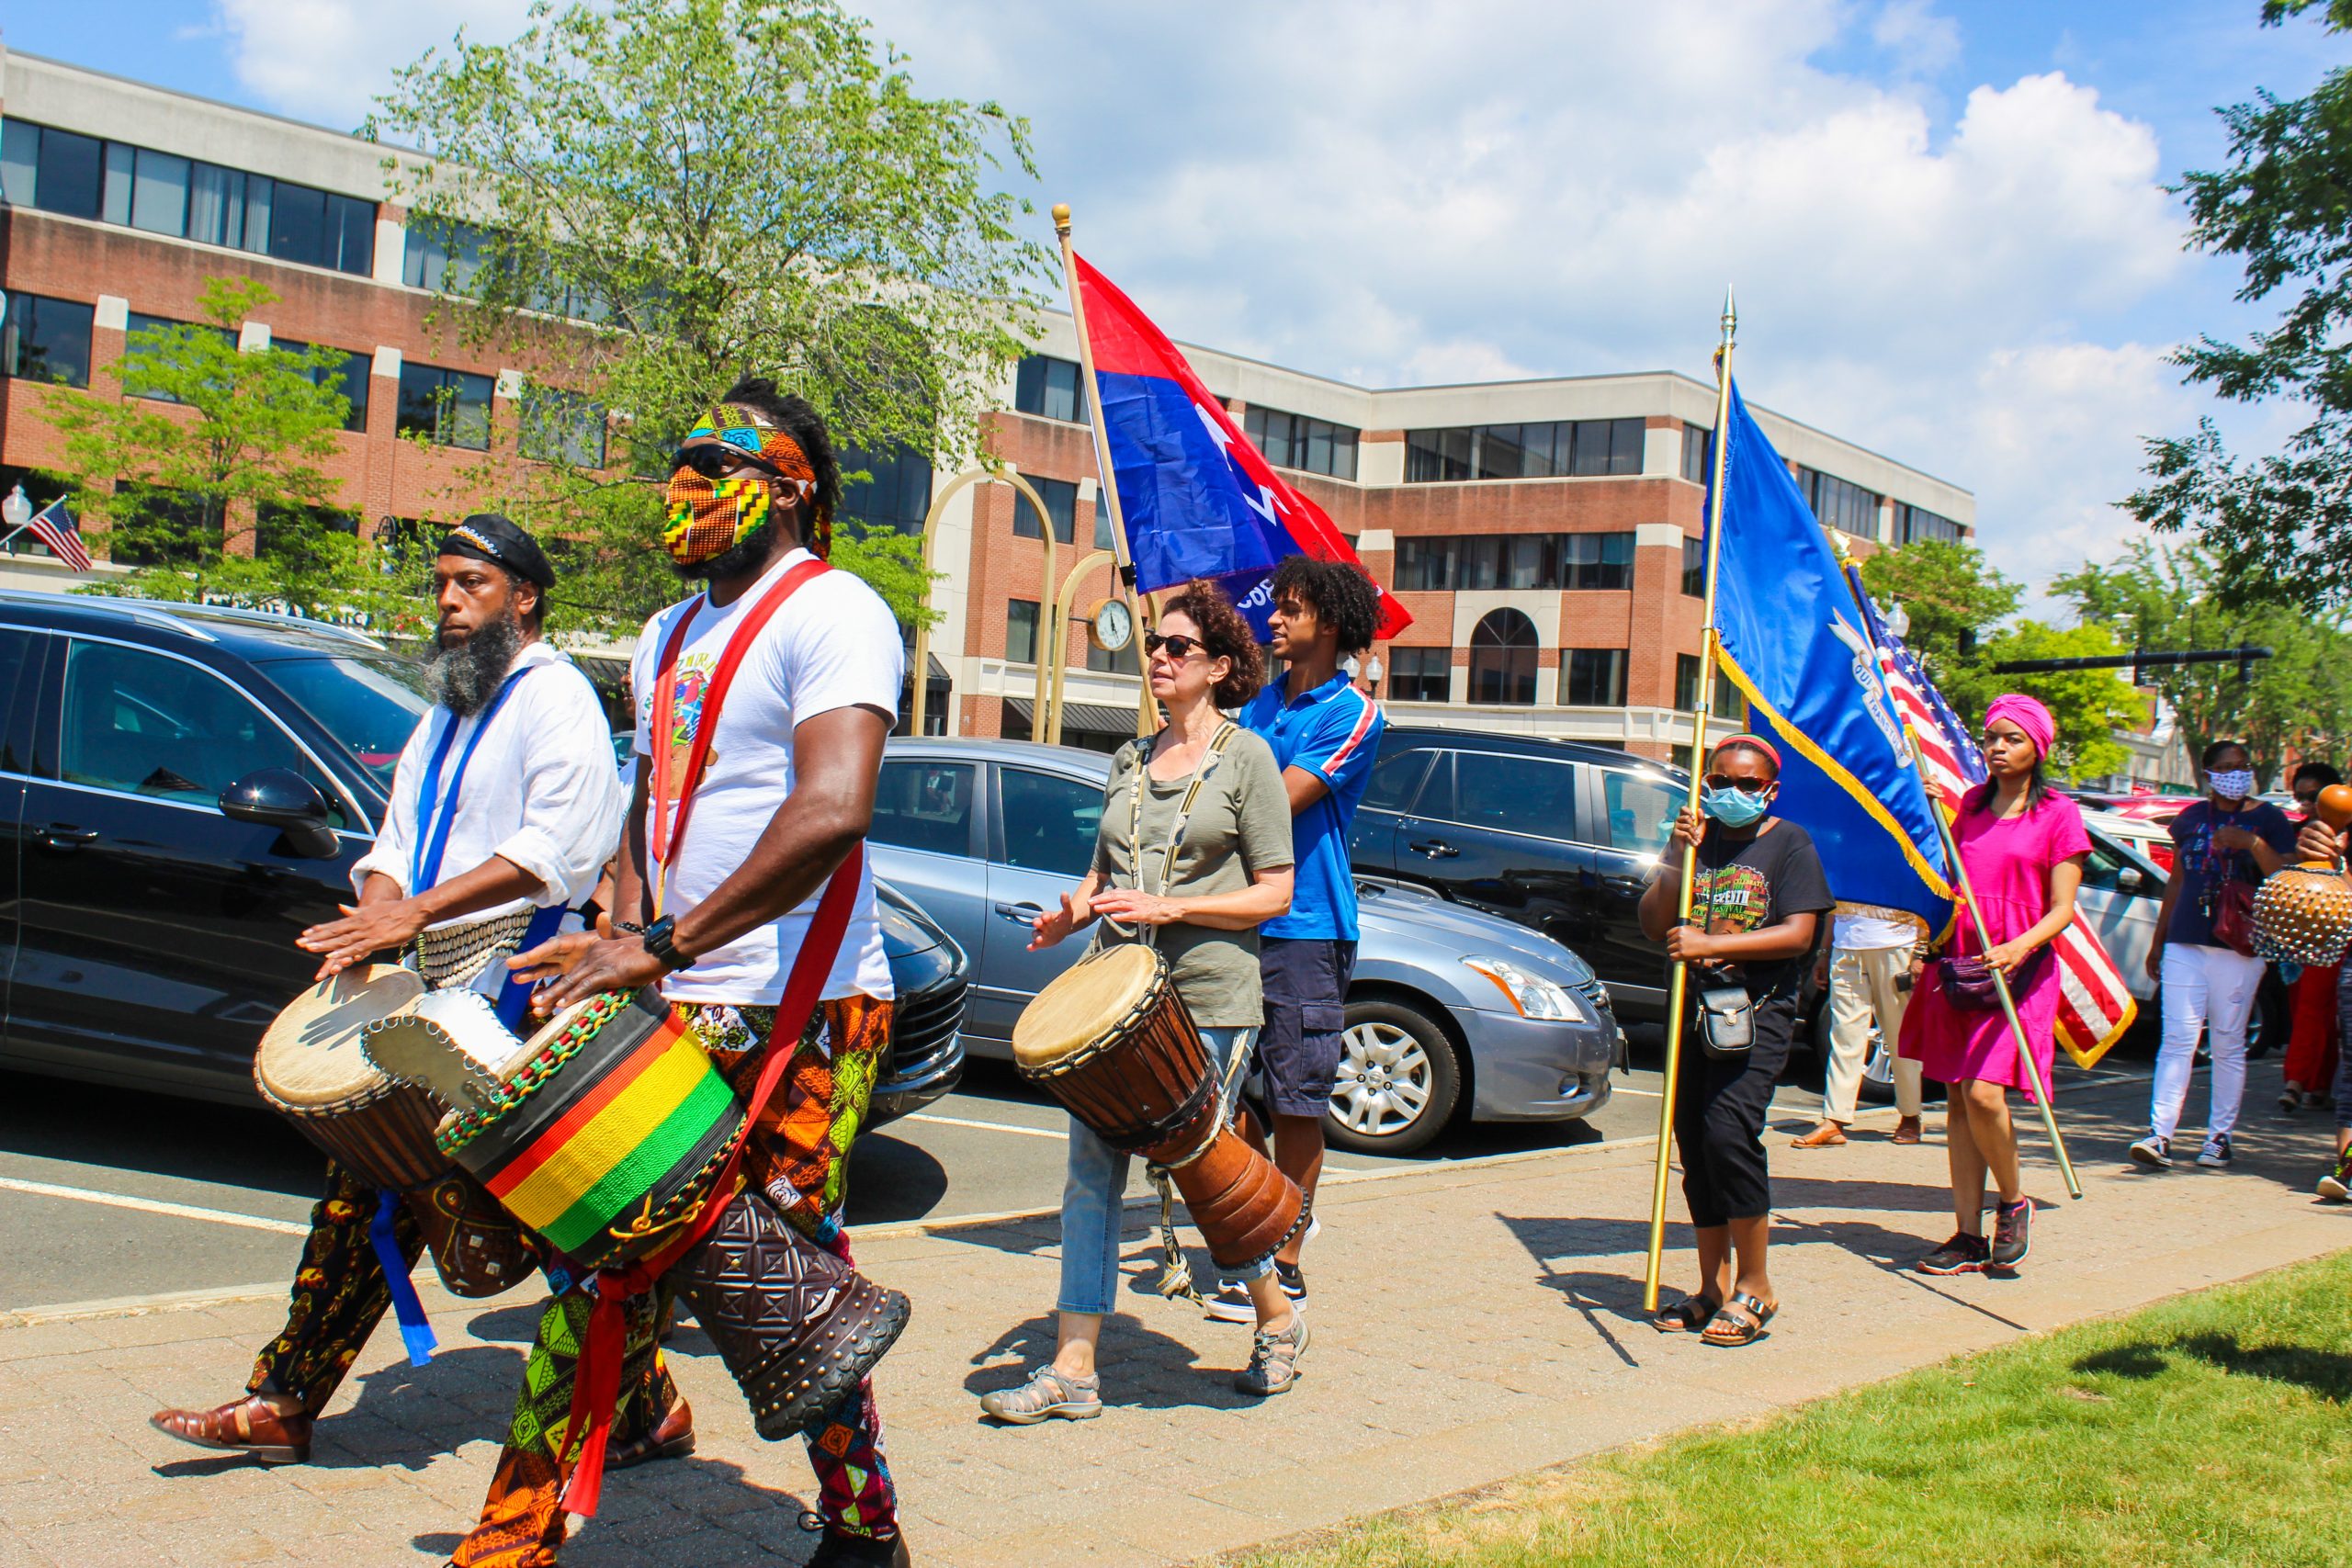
[1901,694,2090,1276]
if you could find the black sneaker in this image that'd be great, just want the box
[2128,1132,2172,1169]
[1273,1259,1307,1310]
[1917,1231,1990,1276]
[1203,1278,1254,1324]
[1990,1198,2031,1269]
[2197,1134,2234,1169]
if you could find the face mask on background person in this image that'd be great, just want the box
[1700,783,1772,829]
[2210,768,2256,802]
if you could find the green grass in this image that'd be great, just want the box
[1227,1252,2352,1568]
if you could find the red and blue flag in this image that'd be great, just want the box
[1072,254,1409,638]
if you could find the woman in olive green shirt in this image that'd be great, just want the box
[979,582,1302,1424]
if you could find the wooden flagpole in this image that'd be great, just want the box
[1644,289,1737,1314]
[1053,203,1157,739]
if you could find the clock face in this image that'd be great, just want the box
[1092,597,1135,651]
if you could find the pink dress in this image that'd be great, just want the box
[1898,790,2092,1101]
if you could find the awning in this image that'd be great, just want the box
[1004,697,1141,737]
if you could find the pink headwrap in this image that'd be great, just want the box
[1984,694,2055,760]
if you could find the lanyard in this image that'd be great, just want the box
[411,666,535,894]
[1114,722,1238,947]
[648,558,830,916]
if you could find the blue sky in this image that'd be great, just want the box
[6,1,2339,596]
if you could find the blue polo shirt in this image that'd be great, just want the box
[1238,671,1385,941]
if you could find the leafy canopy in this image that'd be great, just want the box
[365,0,1051,634]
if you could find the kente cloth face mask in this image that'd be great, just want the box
[662,403,821,567]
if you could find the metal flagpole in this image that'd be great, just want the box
[1644,288,1737,1314]
[1053,203,1157,739]
[1826,555,2083,1200]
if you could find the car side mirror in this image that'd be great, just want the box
[2116,867,2143,894]
[220,767,340,859]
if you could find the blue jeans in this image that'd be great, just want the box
[1057,1025,1268,1315]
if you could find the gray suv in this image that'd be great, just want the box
[865,738,1623,1154]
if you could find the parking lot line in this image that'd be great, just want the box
[905,1112,1069,1140]
[0,1177,311,1236]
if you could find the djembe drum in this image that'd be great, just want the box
[1013,943,1303,1272]
[2254,783,2352,965]
[362,986,910,1438]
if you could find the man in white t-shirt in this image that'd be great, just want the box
[1795,910,1927,1147]
[451,381,911,1568]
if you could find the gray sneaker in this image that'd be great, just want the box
[1990,1197,2031,1269]
[1235,1313,1310,1396]
[978,1367,1102,1425]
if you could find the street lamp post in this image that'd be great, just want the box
[1046,547,1115,747]
[909,468,1064,741]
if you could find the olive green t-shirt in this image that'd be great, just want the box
[1089,728,1295,1027]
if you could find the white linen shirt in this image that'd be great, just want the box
[630,549,903,1006]
[352,640,625,927]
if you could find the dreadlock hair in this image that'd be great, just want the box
[718,375,842,559]
[1160,578,1267,710]
[1269,556,1381,656]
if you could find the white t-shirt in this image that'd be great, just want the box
[630,550,903,1004]
[1833,912,1917,952]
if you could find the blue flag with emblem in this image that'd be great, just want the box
[1708,382,1953,935]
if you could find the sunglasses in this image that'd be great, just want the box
[670,443,781,481]
[1145,632,1207,660]
[1702,773,1768,792]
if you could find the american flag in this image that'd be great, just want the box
[1849,570,2138,1071]
[26,499,93,573]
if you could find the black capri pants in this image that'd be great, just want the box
[1673,989,1797,1228]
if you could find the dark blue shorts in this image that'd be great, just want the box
[1256,937,1358,1116]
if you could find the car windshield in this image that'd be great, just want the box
[258,655,430,788]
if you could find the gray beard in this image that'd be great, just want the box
[424,610,524,716]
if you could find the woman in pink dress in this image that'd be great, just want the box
[1899,694,2089,1277]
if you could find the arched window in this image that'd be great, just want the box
[1468,608,1539,705]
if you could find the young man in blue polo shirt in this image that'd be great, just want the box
[1208,557,1385,1321]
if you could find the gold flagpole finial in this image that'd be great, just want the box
[1723,286,1736,336]
[1053,202,1073,236]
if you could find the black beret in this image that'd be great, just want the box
[438,513,555,590]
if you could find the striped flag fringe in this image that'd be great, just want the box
[1851,578,2138,1070]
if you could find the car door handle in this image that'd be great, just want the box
[1408,840,1459,859]
[993,901,1045,923]
[37,823,98,851]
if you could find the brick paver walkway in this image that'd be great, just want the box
[4,1061,2345,1566]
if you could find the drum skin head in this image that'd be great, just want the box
[255,964,425,1108]
[1012,943,1161,1071]
[361,988,534,1112]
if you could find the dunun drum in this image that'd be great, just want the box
[1013,943,1303,1271]
[361,987,742,1274]
[409,1171,536,1299]
[2254,784,2352,965]
[254,965,449,1191]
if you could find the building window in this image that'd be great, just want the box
[1675,653,1747,718]
[1681,423,1712,484]
[1012,476,1080,544]
[1796,466,1880,536]
[1681,536,1704,597]
[120,313,237,403]
[396,363,494,451]
[1013,354,1088,424]
[839,444,933,536]
[1467,609,1539,705]
[1006,599,1040,664]
[1561,531,1634,590]
[1405,418,1644,482]
[110,484,216,568]
[1563,648,1627,706]
[254,503,359,558]
[0,293,94,388]
[1896,503,1963,545]
[518,388,608,468]
[1243,404,1359,479]
[1083,626,1139,674]
[403,217,486,294]
[1387,647,1452,703]
[1390,531,1632,592]
[275,341,371,433]
[0,118,373,276]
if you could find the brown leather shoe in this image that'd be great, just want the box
[607,1396,695,1470]
[1891,1116,1923,1145]
[1791,1122,1848,1148]
[150,1394,311,1464]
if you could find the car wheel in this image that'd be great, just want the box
[1804,999,1894,1104]
[1324,998,1462,1156]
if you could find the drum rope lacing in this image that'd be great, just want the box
[433,991,631,1155]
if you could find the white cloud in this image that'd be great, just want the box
[211,0,532,128]
[1872,0,1962,77]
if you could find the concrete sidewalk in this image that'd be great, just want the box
[3,1060,2345,1567]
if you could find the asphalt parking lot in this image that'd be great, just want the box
[0,1025,2172,1317]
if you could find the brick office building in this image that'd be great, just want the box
[0,50,1973,758]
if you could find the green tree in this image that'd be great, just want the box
[2051,540,2352,784]
[1965,621,2143,783]
[42,276,432,631]
[1857,539,2022,716]
[2123,1,2352,606]
[366,0,1050,635]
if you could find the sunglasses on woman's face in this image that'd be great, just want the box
[1144,632,1205,660]
[670,443,780,480]
[1702,773,1766,792]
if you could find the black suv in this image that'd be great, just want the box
[1350,727,1691,1023]
[0,592,965,1118]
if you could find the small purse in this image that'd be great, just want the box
[1939,948,2050,1011]
[1695,985,1755,1058]
[2212,879,2258,958]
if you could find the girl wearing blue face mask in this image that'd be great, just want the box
[1638,735,1833,1347]
[2132,739,2295,1173]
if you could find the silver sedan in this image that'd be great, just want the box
[867,739,1624,1154]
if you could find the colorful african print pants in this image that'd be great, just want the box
[450,994,899,1565]
[249,1162,421,1415]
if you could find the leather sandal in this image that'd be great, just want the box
[1701,1292,1778,1348]
[1891,1116,1923,1145]
[150,1394,311,1464]
[607,1396,695,1470]
[1650,1292,1719,1333]
[1792,1122,1848,1149]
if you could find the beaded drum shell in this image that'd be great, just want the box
[2253,866,2352,966]
[254,964,448,1190]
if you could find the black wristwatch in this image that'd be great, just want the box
[640,914,689,973]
